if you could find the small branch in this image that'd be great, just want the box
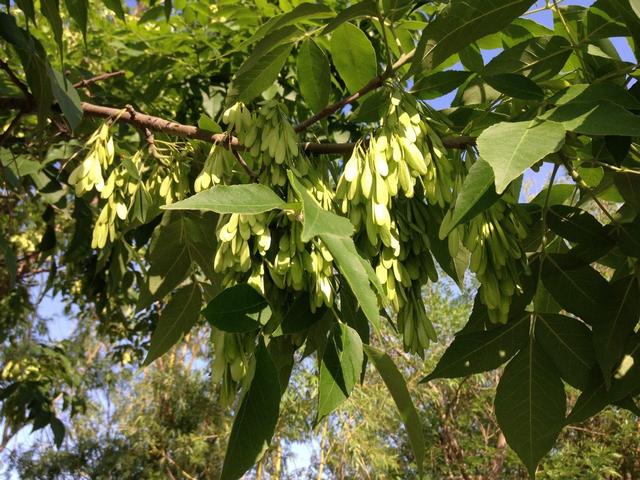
[294,49,416,133]
[0,60,30,98]
[229,138,258,181]
[73,70,126,89]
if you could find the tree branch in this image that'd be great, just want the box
[294,49,415,133]
[0,97,475,153]
[73,70,126,89]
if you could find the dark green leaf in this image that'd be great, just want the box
[64,0,88,41]
[483,35,571,80]
[229,43,293,103]
[423,314,529,381]
[495,340,566,477]
[351,89,391,122]
[410,0,535,74]
[221,340,281,480]
[592,275,640,385]
[317,322,363,421]
[297,39,330,114]
[439,158,499,239]
[143,283,202,365]
[323,0,377,34]
[535,313,596,389]
[162,184,286,214]
[50,417,65,448]
[15,0,36,23]
[102,0,125,21]
[484,73,544,100]
[412,70,472,100]
[477,120,566,194]
[277,293,326,335]
[541,253,609,324]
[615,171,640,212]
[47,67,83,131]
[364,345,425,476]
[330,23,377,94]
[547,205,608,246]
[549,83,640,110]
[202,284,269,333]
[41,0,63,58]
[542,100,640,136]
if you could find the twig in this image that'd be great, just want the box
[0,59,30,98]
[294,49,416,132]
[229,137,258,181]
[72,70,126,89]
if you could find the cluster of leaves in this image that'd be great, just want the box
[1,0,640,478]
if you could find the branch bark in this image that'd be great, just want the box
[73,70,126,89]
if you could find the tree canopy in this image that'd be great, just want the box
[1,0,640,478]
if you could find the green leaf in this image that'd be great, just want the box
[287,172,380,331]
[535,313,596,390]
[549,83,640,110]
[323,0,377,34]
[614,171,640,212]
[288,175,353,241]
[351,89,391,123]
[268,2,333,32]
[15,0,36,23]
[0,13,53,126]
[364,345,425,476]
[411,70,472,100]
[483,35,572,80]
[229,42,293,103]
[567,336,640,424]
[276,293,326,335]
[423,314,529,381]
[632,0,640,18]
[202,284,269,333]
[221,339,281,480]
[495,340,566,477]
[410,0,536,74]
[541,100,640,136]
[439,158,499,239]
[546,205,609,246]
[47,66,83,131]
[484,73,544,100]
[143,282,202,366]
[102,0,125,21]
[541,254,609,325]
[41,0,63,58]
[478,120,566,194]
[297,39,331,114]
[317,322,363,421]
[162,184,286,214]
[330,23,377,94]
[64,0,88,41]
[592,275,640,385]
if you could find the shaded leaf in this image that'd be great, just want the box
[64,0,88,41]
[546,205,608,246]
[47,66,83,131]
[143,283,202,365]
[495,340,566,477]
[324,0,377,34]
[423,314,529,381]
[535,313,596,389]
[41,0,63,58]
[484,73,544,100]
[411,70,472,100]
[102,0,125,21]
[221,340,281,480]
[542,100,640,136]
[202,284,269,333]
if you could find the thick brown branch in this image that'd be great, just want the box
[294,50,415,133]
[0,96,475,153]
[73,70,126,89]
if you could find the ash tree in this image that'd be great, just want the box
[1,0,640,478]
